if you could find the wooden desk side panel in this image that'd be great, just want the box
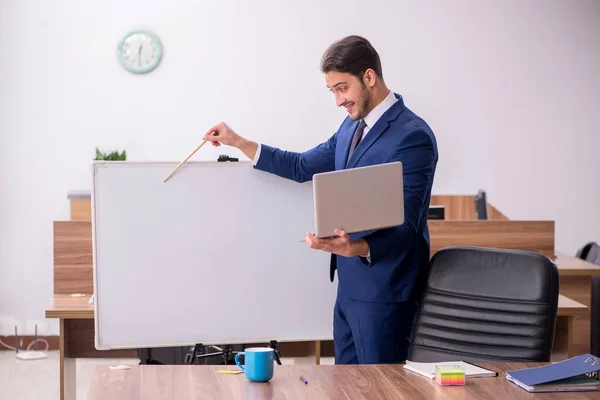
[71,199,92,221]
[430,195,476,220]
[488,204,509,221]
[430,195,508,221]
[560,275,592,356]
[428,220,555,259]
[54,221,93,294]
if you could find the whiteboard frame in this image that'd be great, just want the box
[90,160,336,350]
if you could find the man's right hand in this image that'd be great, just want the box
[203,122,259,161]
[203,122,242,148]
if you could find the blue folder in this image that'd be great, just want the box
[507,354,600,386]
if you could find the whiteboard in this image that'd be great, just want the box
[91,160,336,350]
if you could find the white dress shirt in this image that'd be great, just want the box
[359,90,398,144]
[253,90,398,261]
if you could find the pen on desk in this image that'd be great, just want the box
[299,375,308,384]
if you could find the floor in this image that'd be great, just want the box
[0,351,333,400]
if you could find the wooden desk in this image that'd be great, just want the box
[428,220,555,260]
[46,295,92,400]
[46,294,136,400]
[560,294,590,317]
[556,252,600,277]
[46,293,94,319]
[87,363,600,400]
[46,294,584,399]
[558,294,589,358]
[555,252,600,356]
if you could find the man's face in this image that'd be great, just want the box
[325,71,371,121]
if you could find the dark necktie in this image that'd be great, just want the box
[349,120,367,156]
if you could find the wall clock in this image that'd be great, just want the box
[117,30,163,74]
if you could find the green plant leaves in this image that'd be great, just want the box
[95,147,127,161]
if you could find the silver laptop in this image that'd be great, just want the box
[312,161,404,238]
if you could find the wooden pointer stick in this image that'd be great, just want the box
[163,132,215,183]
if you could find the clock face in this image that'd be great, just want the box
[117,30,162,74]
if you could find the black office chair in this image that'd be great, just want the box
[408,246,559,363]
[591,276,600,357]
[474,190,488,220]
[577,242,600,265]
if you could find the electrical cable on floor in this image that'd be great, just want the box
[0,337,50,352]
[27,338,50,351]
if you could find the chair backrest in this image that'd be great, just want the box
[577,242,600,266]
[474,190,488,220]
[578,243,600,357]
[408,246,559,363]
[591,275,600,357]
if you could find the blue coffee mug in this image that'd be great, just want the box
[235,347,274,382]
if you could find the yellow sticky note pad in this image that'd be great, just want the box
[215,370,243,375]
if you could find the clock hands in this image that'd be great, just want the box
[137,42,143,66]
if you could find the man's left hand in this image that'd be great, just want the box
[303,229,369,257]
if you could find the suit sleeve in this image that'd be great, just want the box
[253,132,337,183]
[361,129,437,266]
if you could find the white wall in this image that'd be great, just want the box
[1,0,599,336]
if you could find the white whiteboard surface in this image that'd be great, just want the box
[91,161,336,350]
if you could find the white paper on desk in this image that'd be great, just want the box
[404,360,497,379]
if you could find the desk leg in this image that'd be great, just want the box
[315,341,321,365]
[567,316,574,359]
[60,319,76,400]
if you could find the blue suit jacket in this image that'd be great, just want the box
[254,93,438,303]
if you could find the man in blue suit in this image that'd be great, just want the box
[203,35,438,364]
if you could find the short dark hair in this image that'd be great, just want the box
[320,35,383,81]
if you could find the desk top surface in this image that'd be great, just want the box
[558,294,588,316]
[45,293,93,319]
[555,252,600,276]
[87,363,600,400]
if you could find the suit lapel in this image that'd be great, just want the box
[345,94,405,169]
[345,119,389,169]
